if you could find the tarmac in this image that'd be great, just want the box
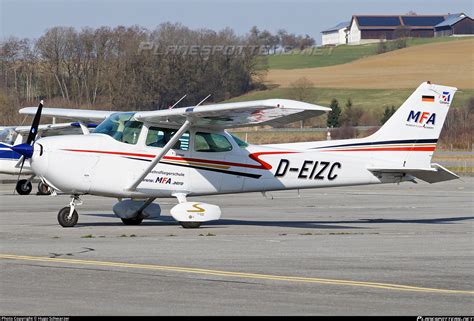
[0,177,473,315]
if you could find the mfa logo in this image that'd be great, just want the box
[155,176,172,184]
[407,110,436,128]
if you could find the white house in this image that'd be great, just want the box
[321,21,350,46]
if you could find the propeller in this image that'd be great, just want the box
[11,100,44,193]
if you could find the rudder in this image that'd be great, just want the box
[367,82,457,169]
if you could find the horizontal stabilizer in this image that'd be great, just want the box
[368,163,459,184]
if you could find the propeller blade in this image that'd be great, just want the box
[12,99,43,194]
[26,100,44,145]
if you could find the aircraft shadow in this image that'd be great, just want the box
[80,213,474,229]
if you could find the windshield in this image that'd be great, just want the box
[0,128,18,145]
[93,112,143,145]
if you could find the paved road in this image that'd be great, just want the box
[0,178,473,315]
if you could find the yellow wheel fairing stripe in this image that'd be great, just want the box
[0,254,472,295]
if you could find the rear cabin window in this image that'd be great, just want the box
[146,127,189,151]
[194,132,233,152]
[230,134,249,148]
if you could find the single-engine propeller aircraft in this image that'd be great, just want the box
[0,122,97,195]
[10,82,459,228]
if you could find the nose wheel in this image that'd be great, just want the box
[58,207,79,227]
[58,195,82,227]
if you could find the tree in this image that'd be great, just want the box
[327,98,341,128]
[298,34,316,50]
[380,105,397,125]
[393,26,410,49]
[258,30,273,54]
[0,23,267,124]
[376,38,387,54]
[341,98,362,126]
[289,77,314,128]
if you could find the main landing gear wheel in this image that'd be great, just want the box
[180,222,201,229]
[121,217,144,225]
[57,206,79,227]
[16,179,32,195]
[37,181,51,195]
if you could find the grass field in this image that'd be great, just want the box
[265,38,474,89]
[266,37,468,70]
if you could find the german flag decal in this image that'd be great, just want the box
[422,95,435,102]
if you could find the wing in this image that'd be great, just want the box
[134,99,331,129]
[13,122,96,135]
[19,107,114,123]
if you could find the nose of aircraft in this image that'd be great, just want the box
[29,141,49,178]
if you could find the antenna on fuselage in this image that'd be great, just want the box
[169,94,187,110]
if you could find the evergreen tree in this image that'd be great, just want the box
[341,98,353,126]
[380,105,397,125]
[327,98,341,128]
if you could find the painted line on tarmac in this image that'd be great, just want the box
[1,253,473,295]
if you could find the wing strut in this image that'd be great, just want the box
[126,119,192,191]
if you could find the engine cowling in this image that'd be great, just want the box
[113,199,161,219]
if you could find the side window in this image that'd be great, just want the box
[195,132,233,152]
[121,121,143,145]
[146,127,189,151]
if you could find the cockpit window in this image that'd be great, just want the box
[93,112,143,145]
[0,128,18,145]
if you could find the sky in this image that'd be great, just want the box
[1,0,473,43]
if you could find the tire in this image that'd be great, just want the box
[57,206,78,227]
[180,222,202,229]
[16,179,32,195]
[121,217,144,225]
[37,181,51,195]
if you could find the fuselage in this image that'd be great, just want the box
[29,128,405,199]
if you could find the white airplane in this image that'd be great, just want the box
[10,82,459,228]
[0,122,97,195]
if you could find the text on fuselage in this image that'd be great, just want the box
[274,159,341,180]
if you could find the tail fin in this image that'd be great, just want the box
[367,82,457,169]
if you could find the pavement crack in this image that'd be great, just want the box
[48,247,95,258]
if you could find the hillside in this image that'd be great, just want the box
[265,38,474,89]
[266,36,466,70]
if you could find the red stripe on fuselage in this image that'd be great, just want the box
[248,151,298,169]
[62,149,297,170]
